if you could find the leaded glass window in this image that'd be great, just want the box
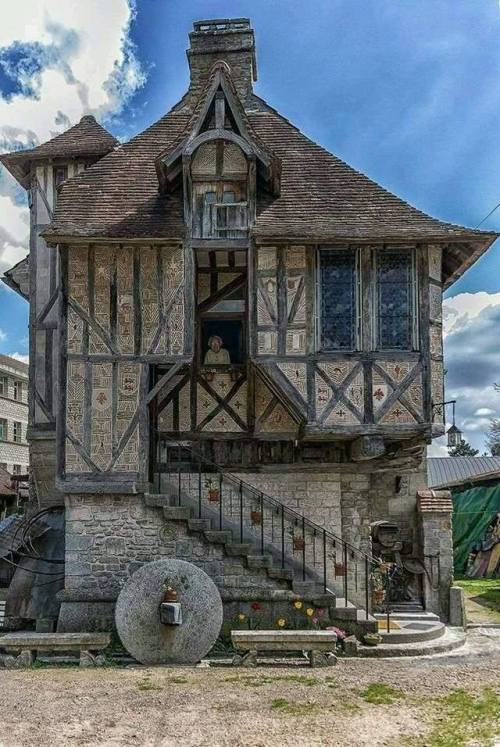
[319,249,358,351]
[376,250,414,350]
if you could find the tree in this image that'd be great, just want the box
[486,418,500,456]
[448,438,479,457]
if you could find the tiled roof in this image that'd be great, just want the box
[43,94,497,261]
[427,457,500,489]
[0,353,28,376]
[0,115,118,186]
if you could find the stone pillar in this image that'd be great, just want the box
[417,489,454,620]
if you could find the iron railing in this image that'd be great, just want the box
[154,437,390,621]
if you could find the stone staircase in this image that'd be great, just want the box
[144,486,377,634]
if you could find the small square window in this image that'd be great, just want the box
[13,380,22,401]
[0,377,6,396]
[0,419,6,441]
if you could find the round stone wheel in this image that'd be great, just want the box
[115,559,223,665]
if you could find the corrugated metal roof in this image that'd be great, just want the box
[427,457,500,488]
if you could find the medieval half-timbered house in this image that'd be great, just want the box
[1,19,497,633]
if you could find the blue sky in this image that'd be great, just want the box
[1,0,500,451]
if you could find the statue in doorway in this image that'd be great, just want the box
[204,335,230,365]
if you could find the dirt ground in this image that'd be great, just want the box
[0,630,499,747]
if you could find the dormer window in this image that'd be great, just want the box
[191,140,249,239]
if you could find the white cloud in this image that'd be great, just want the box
[0,0,146,274]
[8,352,29,364]
[431,291,500,455]
[0,329,6,341]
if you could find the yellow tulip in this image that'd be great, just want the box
[306,608,314,617]
[238,613,246,621]
[293,600,303,609]
[277,618,286,627]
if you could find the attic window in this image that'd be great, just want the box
[54,165,68,189]
[376,249,416,350]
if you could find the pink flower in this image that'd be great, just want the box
[316,608,325,618]
[326,626,346,640]
[251,602,262,611]
[312,617,319,624]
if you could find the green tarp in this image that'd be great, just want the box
[452,482,500,577]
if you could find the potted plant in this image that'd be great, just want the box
[293,535,305,552]
[206,478,220,503]
[250,509,262,526]
[334,562,345,576]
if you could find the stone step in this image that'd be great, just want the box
[225,543,254,557]
[377,620,445,644]
[145,494,176,508]
[292,580,321,596]
[332,600,359,621]
[187,518,211,532]
[163,506,192,521]
[374,611,440,622]
[267,567,294,581]
[204,530,233,545]
[246,555,272,569]
[359,626,466,658]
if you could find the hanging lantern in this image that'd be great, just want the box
[446,401,462,448]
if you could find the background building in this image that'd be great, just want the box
[0,355,28,476]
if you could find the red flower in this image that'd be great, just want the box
[251,602,262,611]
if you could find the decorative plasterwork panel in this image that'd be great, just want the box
[178,382,191,431]
[277,362,308,402]
[117,246,134,354]
[430,326,443,357]
[372,370,392,412]
[65,441,91,473]
[285,246,306,269]
[140,249,159,354]
[314,361,364,424]
[259,401,297,433]
[429,284,442,323]
[257,277,278,325]
[431,359,444,423]
[65,361,85,443]
[90,247,111,354]
[285,330,306,355]
[428,245,442,282]
[67,307,84,354]
[90,363,113,470]
[255,375,274,415]
[379,400,416,424]
[257,247,277,271]
[257,331,277,355]
[68,246,89,312]
[113,425,139,472]
[377,360,416,384]
[116,363,140,443]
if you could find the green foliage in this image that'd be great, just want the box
[136,677,161,691]
[224,674,319,687]
[449,438,479,457]
[359,682,405,705]
[454,579,500,613]
[486,418,500,456]
[413,688,500,747]
[270,698,320,716]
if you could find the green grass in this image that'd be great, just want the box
[136,677,161,691]
[223,674,319,687]
[359,682,405,705]
[270,698,320,716]
[454,579,500,612]
[168,676,188,684]
[407,688,500,747]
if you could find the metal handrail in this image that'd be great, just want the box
[155,437,389,620]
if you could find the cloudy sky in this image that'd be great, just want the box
[0,0,499,452]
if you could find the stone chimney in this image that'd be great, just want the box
[187,19,257,102]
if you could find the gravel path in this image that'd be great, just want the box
[0,630,498,747]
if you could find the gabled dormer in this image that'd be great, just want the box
[156,60,280,240]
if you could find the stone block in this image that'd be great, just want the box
[449,586,466,627]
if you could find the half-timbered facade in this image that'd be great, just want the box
[1,19,497,631]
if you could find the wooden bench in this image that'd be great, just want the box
[231,630,338,667]
[0,632,111,668]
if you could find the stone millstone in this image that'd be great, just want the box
[115,559,223,665]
